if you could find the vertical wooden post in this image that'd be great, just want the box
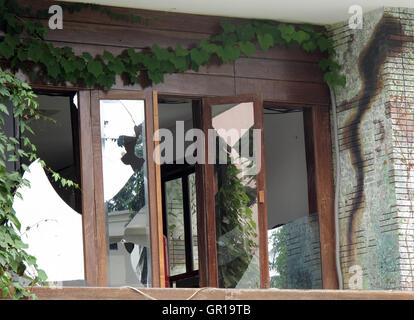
[90,90,108,286]
[152,91,166,287]
[312,106,339,289]
[78,90,99,286]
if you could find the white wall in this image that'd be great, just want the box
[264,111,309,228]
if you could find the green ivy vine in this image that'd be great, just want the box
[0,0,345,90]
[0,67,48,299]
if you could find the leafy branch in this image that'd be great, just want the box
[0,67,78,299]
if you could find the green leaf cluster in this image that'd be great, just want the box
[0,67,79,299]
[0,68,47,299]
[0,0,345,90]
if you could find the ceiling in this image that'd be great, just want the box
[61,0,414,25]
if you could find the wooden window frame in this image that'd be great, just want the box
[201,94,270,289]
[161,165,199,284]
[27,86,337,290]
[78,89,165,287]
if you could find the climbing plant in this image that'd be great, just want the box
[0,67,48,299]
[0,0,345,91]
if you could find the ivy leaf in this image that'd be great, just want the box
[317,37,332,52]
[190,48,209,66]
[236,24,256,42]
[221,20,236,34]
[0,35,19,59]
[257,33,274,52]
[292,30,310,44]
[239,41,256,57]
[61,58,76,74]
[302,40,317,52]
[152,44,172,61]
[174,44,189,57]
[82,52,94,61]
[148,69,164,84]
[27,42,43,63]
[102,50,114,62]
[170,55,188,71]
[87,60,104,77]
[108,58,125,74]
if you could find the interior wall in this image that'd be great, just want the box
[264,111,309,228]
[158,101,194,163]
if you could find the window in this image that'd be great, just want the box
[162,166,199,287]
[11,92,84,286]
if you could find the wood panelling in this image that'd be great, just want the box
[20,0,329,106]
[235,78,329,105]
[235,58,324,83]
[42,20,209,50]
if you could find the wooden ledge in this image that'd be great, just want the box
[29,287,414,300]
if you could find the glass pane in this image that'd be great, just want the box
[13,94,84,286]
[268,214,323,289]
[189,173,199,270]
[211,102,260,288]
[165,178,186,276]
[100,100,151,287]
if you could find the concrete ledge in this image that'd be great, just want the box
[29,287,414,300]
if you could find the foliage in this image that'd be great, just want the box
[214,127,260,288]
[0,0,345,90]
[269,226,288,288]
[0,68,47,299]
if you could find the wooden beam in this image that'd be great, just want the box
[28,287,414,300]
[311,106,338,289]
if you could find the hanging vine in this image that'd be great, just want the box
[0,0,345,90]
[0,67,48,299]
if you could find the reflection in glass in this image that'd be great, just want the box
[14,160,85,284]
[165,178,186,276]
[100,100,151,287]
[268,214,323,289]
[12,94,84,286]
[189,173,199,270]
[211,102,260,288]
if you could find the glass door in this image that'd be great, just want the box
[202,94,269,288]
